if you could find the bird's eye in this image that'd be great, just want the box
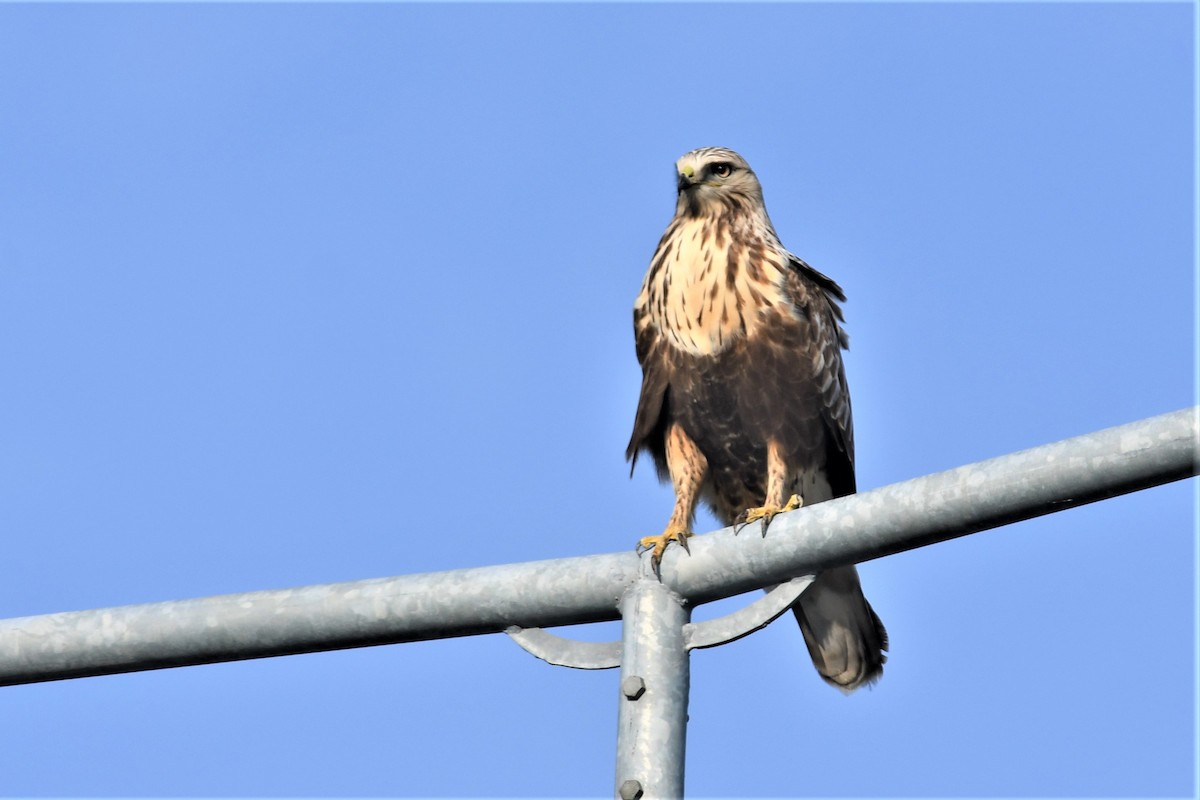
[711,163,733,178]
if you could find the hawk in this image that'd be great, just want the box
[626,147,887,691]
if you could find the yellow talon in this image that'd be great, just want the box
[736,493,803,533]
[637,525,693,570]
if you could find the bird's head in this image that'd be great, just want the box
[674,147,764,217]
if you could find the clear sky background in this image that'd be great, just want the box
[0,3,1195,797]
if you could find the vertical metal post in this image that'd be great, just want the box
[615,575,690,799]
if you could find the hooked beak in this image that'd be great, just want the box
[676,165,696,193]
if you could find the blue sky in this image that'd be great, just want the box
[0,3,1194,797]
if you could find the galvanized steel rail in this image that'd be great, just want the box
[1,407,1195,687]
[1,407,1196,797]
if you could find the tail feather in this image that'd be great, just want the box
[792,565,888,692]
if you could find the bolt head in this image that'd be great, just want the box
[618,779,643,800]
[621,675,646,700]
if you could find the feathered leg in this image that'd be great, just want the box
[637,422,707,569]
[736,439,802,532]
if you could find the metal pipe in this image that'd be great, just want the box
[0,553,638,686]
[615,575,689,799]
[1,407,1195,686]
[663,405,1199,604]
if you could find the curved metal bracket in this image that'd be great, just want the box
[684,575,812,650]
[505,576,814,669]
[505,626,622,670]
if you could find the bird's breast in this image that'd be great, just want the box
[636,217,793,357]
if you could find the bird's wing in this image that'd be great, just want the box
[625,307,671,479]
[784,253,855,486]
